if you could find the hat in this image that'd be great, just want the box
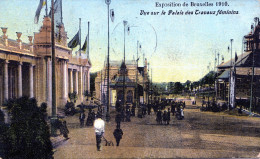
[96,113,102,118]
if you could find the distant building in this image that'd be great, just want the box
[0,17,91,115]
[95,59,149,107]
[216,18,260,110]
[168,82,174,94]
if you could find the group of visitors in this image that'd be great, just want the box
[79,108,103,127]
[92,99,187,151]
[57,119,69,140]
[155,100,185,124]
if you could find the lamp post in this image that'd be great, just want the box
[230,39,233,109]
[123,20,128,110]
[249,18,258,116]
[51,0,57,136]
[105,0,111,122]
[137,41,143,118]
[147,62,150,105]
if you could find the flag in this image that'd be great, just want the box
[68,31,80,48]
[81,35,88,51]
[34,0,46,24]
[235,52,238,62]
[110,9,114,22]
[49,0,63,34]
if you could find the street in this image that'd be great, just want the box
[54,102,260,158]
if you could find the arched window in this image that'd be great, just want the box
[127,90,133,103]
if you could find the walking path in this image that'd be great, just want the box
[53,103,260,158]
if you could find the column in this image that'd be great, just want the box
[69,69,73,93]
[9,67,12,98]
[4,60,8,100]
[62,60,67,99]
[29,64,34,98]
[87,67,91,91]
[83,71,85,94]
[47,58,52,107]
[79,66,83,102]
[18,62,22,97]
[85,72,87,91]
[74,70,78,94]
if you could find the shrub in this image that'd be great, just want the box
[64,101,76,116]
[68,91,78,103]
[2,97,53,159]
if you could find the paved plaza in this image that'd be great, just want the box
[53,102,260,158]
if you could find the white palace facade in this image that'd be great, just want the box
[0,17,91,115]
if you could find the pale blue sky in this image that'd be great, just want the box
[0,0,259,82]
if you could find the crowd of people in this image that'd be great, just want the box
[79,107,103,128]
[115,99,186,126]
[76,99,188,151]
[155,100,185,124]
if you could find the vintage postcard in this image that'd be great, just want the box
[0,0,259,158]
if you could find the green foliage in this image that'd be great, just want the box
[199,71,217,86]
[64,101,76,116]
[173,82,184,94]
[90,72,97,96]
[84,90,90,97]
[2,97,53,159]
[68,91,78,103]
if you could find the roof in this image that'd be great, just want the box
[217,51,260,69]
[110,75,136,88]
[109,60,136,67]
[114,75,133,83]
[217,69,230,79]
[138,67,144,76]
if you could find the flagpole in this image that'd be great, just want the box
[151,68,153,104]
[123,20,127,111]
[79,18,81,56]
[45,0,48,16]
[143,53,145,105]
[51,0,57,136]
[101,70,103,105]
[136,41,142,118]
[61,0,63,24]
[105,0,111,122]
[229,39,233,109]
[88,21,90,59]
[234,52,237,109]
[249,34,256,116]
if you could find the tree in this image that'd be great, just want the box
[184,80,191,92]
[199,71,217,87]
[68,91,78,103]
[90,72,97,97]
[3,97,53,159]
[173,82,184,94]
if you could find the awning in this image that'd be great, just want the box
[217,70,230,79]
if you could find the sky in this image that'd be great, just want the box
[0,0,259,83]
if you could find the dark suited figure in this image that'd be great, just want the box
[86,109,94,126]
[121,109,125,122]
[113,125,123,146]
[115,113,122,128]
[60,121,69,140]
[156,110,162,124]
[116,100,121,112]
[79,112,86,127]
[171,103,175,116]
[125,108,131,122]
[131,104,136,116]
[147,104,151,115]
[162,111,167,125]
[167,108,171,125]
